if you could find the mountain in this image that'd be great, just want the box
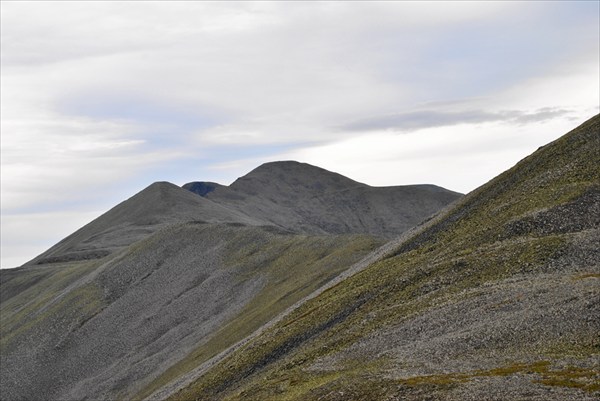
[27,182,261,265]
[24,162,460,268]
[155,115,600,401]
[182,181,224,196]
[0,160,459,400]
[186,161,461,238]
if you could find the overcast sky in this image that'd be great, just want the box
[1,1,599,268]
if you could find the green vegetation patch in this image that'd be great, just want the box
[572,272,600,281]
[536,365,600,392]
[398,361,600,394]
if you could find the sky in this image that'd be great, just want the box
[1,1,599,268]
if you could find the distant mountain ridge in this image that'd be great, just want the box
[185,161,461,238]
[26,162,460,266]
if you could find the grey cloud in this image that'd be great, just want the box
[509,107,574,124]
[341,108,573,132]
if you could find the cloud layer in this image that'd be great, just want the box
[341,107,576,132]
[1,1,599,267]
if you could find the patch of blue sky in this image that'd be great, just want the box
[541,0,600,27]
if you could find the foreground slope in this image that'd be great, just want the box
[166,115,600,401]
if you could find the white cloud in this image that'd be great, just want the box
[276,117,579,194]
[0,109,187,212]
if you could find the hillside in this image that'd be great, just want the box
[26,181,261,266]
[161,115,600,401]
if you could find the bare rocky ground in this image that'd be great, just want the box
[314,230,599,400]
[191,161,461,238]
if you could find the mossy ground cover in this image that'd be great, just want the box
[165,117,599,400]
[395,361,600,393]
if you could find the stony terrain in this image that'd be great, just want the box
[160,115,600,401]
[1,223,384,401]
[26,181,262,266]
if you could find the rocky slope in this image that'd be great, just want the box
[160,115,600,401]
[26,181,261,265]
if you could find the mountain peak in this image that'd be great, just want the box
[229,160,365,196]
[247,160,357,178]
[183,160,461,238]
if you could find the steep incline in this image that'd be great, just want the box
[166,115,600,401]
[187,161,461,237]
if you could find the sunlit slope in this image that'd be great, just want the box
[0,223,382,401]
[167,115,600,401]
